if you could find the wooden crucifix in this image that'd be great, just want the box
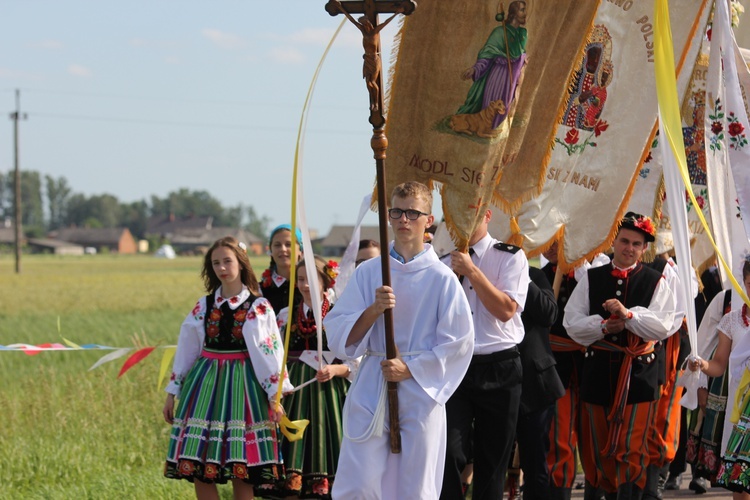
[325,0,416,454]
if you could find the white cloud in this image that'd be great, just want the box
[164,56,181,65]
[201,28,247,50]
[30,39,64,50]
[268,46,305,64]
[68,64,92,77]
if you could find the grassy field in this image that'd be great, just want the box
[0,254,273,500]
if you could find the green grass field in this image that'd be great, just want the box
[0,254,273,500]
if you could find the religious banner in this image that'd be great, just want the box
[383,0,601,246]
[488,0,710,269]
[628,51,716,274]
[704,0,750,304]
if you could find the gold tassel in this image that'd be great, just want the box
[506,216,524,247]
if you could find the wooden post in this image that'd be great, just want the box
[325,0,416,453]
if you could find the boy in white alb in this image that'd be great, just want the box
[324,181,474,499]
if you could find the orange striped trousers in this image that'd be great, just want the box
[548,383,580,488]
[647,333,684,466]
[580,401,656,493]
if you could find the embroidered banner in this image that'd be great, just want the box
[704,0,750,306]
[628,51,716,274]
[383,0,600,246]
[488,0,709,269]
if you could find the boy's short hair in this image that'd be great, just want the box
[391,181,433,213]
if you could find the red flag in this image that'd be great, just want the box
[118,347,156,378]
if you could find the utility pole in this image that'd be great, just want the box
[10,89,27,274]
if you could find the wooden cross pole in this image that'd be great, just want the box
[325,0,416,454]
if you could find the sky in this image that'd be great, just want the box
[0,0,424,238]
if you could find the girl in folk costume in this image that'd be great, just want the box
[261,224,303,315]
[163,236,293,499]
[276,256,355,499]
[690,257,750,499]
[686,287,733,488]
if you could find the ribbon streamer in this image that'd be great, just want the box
[273,18,346,442]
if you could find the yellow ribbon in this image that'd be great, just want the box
[158,346,176,390]
[653,0,750,308]
[279,415,310,442]
[272,19,347,442]
[731,367,750,424]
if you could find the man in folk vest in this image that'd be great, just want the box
[563,212,677,499]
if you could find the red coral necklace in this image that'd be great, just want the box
[296,297,330,338]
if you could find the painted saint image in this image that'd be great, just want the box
[682,90,707,185]
[449,1,528,139]
[562,25,614,132]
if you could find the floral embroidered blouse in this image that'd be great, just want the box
[277,302,359,383]
[166,285,294,400]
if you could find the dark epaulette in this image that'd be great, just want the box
[438,251,454,260]
[493,242,521,254]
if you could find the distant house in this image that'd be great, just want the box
[169,227,264,255]
[48,228,137,254]
[0,227,19,246]
[320,225,392,257]
[28,238,85,256]
[146,215,263,255]
[146,215,214,239]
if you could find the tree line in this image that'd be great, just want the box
[0,171,271,240]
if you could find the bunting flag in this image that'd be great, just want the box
[488,0,709,269]
[383,0,601,246]
[704,0,750,305]
[1,341,177,386]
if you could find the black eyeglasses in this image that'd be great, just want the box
[388,208,429,220]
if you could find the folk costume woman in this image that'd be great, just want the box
[261,224,303,315]
[276,257,354,499]
[163,237,293,499]
[687,288,733,485]
[690,258,750,499]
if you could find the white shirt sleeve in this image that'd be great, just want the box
[245,297,295,400]
[564,269,677,345]
[563,272,604,347]
[166,298,206,396]
[625,277,676,342]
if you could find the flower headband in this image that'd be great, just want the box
[325,260,340,287]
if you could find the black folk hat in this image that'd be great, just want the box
[619,212,656,242]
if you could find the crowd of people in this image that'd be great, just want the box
[157,180,750,500]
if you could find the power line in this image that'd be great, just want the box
[24,111,369,135]
[7,87,360,111]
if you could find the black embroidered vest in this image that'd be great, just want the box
[581,262,663,406]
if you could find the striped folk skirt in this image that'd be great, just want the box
[164,350,284,490]
[716,374,750,493]
[278,360,348,499]
[686,360,729,482]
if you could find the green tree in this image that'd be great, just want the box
[243,205,270,239]
[120,200,149,239]
[46,175,71,230]
[20,171,44,235]
[64,193,122,228]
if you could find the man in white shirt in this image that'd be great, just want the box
[563,212,676,499]
[439,208,530,500]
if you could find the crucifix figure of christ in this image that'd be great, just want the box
[326,0,415,126]
[325,0,416,454]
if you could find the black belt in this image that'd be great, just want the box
[470,346,519,364]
